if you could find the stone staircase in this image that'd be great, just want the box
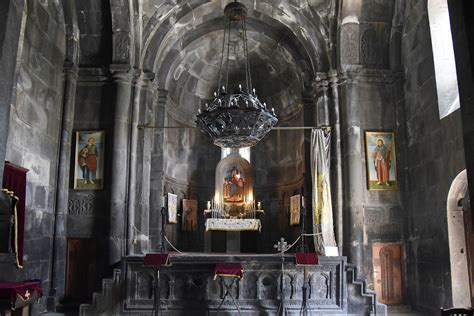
[79,269,122,316]
[345,263,386,315]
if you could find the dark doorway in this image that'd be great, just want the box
[66,238,96,302]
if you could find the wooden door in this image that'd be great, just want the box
[66,238,96,302]
[372,243,403,305]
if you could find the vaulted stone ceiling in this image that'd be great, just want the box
[137,0,337,125]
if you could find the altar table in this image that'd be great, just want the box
[205,218,261,232]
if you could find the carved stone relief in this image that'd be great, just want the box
[68,193,95,215]
[341,23,359,65]
[123,259,370,311]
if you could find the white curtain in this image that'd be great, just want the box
[311,129,337,255]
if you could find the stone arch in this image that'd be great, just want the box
[447,169,472,307]
[139,1,328,129]
[427,0,460,119]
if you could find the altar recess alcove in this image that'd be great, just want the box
[215,153,253,214]
[205,152,259,253]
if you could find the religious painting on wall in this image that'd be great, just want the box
[182,199,197,231]
[364,131,397,191]
[74,131,105,190]
[167,193,178,224]
[223,165,245,203]
[290,194,301,226]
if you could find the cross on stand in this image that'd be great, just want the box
[274,237,290,316]
[150,205,168,316]
[296,198,311,316]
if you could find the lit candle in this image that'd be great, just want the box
[207,201,211,210]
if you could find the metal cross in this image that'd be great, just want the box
[273,237,289,254]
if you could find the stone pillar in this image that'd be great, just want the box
[328,70,344,256]
[302,91,316,242]
[337,72,365,271]
[149,89,168,251]
[313,73,330,127]
[48,63,78,303]
[311,71,344,256]
[109,64,138,264]
[127,72,154,255]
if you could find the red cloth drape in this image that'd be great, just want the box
[2,162,28,268]
[0,280,42,309]
[144,253,171,267]
[295,253,319,265]
[214,263,243,279]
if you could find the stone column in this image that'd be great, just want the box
[48,62,78,304]
[127,71,154,255]
[109,64,138,264]
[328,70,344,256]
[149,89,168,251]
[312,71,344,255]
[313,73,330,127]
[302,92,316,241]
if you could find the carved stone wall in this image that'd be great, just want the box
[119,255,386,315]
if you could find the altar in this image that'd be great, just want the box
[79,253,387,315]
[201,151,266,253]
[205,218,261,232]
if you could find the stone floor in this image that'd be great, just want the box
[387,305,430,315]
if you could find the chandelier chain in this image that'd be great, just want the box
[217,16,227,93]
[243,17,252,93]
[225,18,232,92]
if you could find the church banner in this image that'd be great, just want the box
[311,129,337,255]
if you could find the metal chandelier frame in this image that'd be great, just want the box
[195,1,278,148]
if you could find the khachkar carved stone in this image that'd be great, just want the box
[68,193,95,216]
[372,243,402,305]
[340,23,360,65]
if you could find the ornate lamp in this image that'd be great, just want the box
[196,1,278,148]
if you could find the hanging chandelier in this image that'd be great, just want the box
[195,1,278,148]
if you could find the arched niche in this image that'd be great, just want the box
[428,0,461,119]
[215,154,253,215]
[447,169,473,307]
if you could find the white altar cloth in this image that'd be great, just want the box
[205,218,261,232]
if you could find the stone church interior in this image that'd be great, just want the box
[0,0,473,315]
